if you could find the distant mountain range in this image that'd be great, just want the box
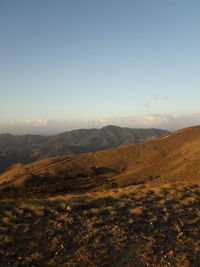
[0,125,168,172]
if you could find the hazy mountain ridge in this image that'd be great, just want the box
[0,125,168,172]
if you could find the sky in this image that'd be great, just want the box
[0,0,200,134]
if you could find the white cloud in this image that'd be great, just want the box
[144,95,170,108]
[0,113,199,135]
[144,102,150,108]
[112,114,199,130]
[24,119,48,126]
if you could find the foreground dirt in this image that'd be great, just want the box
[0,182,200,267]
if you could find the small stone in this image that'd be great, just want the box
[66,206,72,212]
[168,250,173,256]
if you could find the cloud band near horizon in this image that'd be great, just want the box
[0,113,199,135]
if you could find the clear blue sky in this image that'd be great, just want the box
[1,0,200,125]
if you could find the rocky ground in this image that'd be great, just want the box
[0,182,200,266]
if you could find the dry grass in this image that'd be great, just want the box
[0,182,200,266]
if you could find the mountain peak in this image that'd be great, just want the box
[101,125,121,130]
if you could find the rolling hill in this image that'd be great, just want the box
[0,125,199,199]
[0,125,200,266]
[0,125,168,173]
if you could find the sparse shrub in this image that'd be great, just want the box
[104,182,118,190]
[0,234,14,244]
[91,167,116,175]
[78,173,89,178]
[90,208,100,214]
[57,202,67,211]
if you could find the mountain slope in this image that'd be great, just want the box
[0,125,199,199]
[0,126,168,172]
[0,126,200,266]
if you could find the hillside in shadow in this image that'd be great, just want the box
[0,126,168,173]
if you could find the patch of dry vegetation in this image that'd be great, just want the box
[0,182,200,266]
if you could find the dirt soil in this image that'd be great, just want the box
[0,182,200,267]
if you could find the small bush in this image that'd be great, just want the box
[104,182,118,190]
